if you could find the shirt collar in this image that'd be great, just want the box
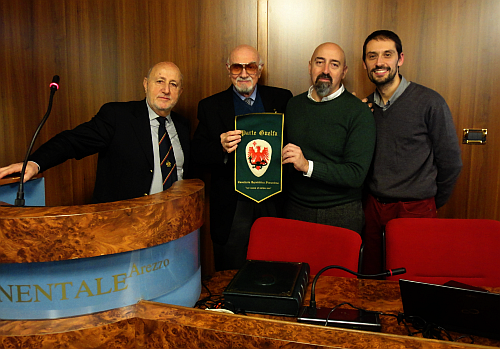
[373,75,411,110]
[146,100,172,123]
[233,84,258,102]
[307,84,345,102]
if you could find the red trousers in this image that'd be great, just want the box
[362,194,437,275]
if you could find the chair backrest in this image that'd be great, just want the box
[385,218,500,287]
[247,217,362,277]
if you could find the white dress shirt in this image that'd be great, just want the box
[146,101,184,195]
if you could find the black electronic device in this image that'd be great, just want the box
[400,279,500,339]
[223,260,309,316]
[297,264,405,331]
[298,306,381,332]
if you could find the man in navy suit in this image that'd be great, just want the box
[192,45,292,271]
[0,62,190,203]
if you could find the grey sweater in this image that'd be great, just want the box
[367,82,462,208]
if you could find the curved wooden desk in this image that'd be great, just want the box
[0,179,204,320]
[1,272,499,348]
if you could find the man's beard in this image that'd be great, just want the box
[235,77,255,94]
[314,73,332,97]
[369,66,398,86]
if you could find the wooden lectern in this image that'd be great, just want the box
[0,179,204,320]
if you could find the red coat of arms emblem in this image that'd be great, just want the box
[245,139,272,177]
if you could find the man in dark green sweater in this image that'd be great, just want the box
[282,42,376,234]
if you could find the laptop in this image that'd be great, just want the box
[399,279,500,339]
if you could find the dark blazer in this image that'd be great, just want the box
[192,84,293,245]
[30,99,190,203]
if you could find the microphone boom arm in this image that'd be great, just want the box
[309,265,406,309]
[15,76,59,206]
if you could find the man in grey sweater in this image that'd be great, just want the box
[361,30,462,275]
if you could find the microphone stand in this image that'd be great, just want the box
[299,265,406,325]
[15,76,60,207]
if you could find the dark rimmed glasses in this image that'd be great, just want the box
[227,62,261,76]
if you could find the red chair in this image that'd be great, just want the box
[247,217,362,277]
[385,218,500,287]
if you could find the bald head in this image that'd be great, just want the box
[147,62,183,86]
[311,42,346,66]
[143,61,184,116]
[228,45,263,65]
[308,42,348,101]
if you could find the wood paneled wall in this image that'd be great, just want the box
[2,0,500,273]
[265,0,500,220]
[0,0,257,205]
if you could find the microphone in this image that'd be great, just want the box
[15,75,60,206]
[50,75,60,91]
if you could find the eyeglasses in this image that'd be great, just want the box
[227,62,261,76]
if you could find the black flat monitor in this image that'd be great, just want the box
[399,279,500,339]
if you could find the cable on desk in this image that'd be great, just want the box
[325,302,475,344]
[399,313,475,344]
[194,279,246,314]
[322,302,399,327]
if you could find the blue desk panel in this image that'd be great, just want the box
[0,177,45,206]
[0,229,200,320]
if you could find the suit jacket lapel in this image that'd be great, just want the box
[171,111,189,156]
[133,99,155,168]
[258,85,277,113]
[221,86,238,131]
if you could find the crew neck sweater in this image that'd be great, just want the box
[285,90,376,208]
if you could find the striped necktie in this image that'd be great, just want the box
[244,98,253,105]
[157,117,177,190]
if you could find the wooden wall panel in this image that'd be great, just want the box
[266,0,500,220]
[0,2,38,166]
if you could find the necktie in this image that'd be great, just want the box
[157,117,177,190]
[244,98,253,105]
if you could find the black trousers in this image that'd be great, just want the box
[213,198,279,271]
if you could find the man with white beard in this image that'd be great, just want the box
[192,45,292,271]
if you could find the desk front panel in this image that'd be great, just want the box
[0,230,201,320]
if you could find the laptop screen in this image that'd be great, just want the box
[399,279,500,339]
